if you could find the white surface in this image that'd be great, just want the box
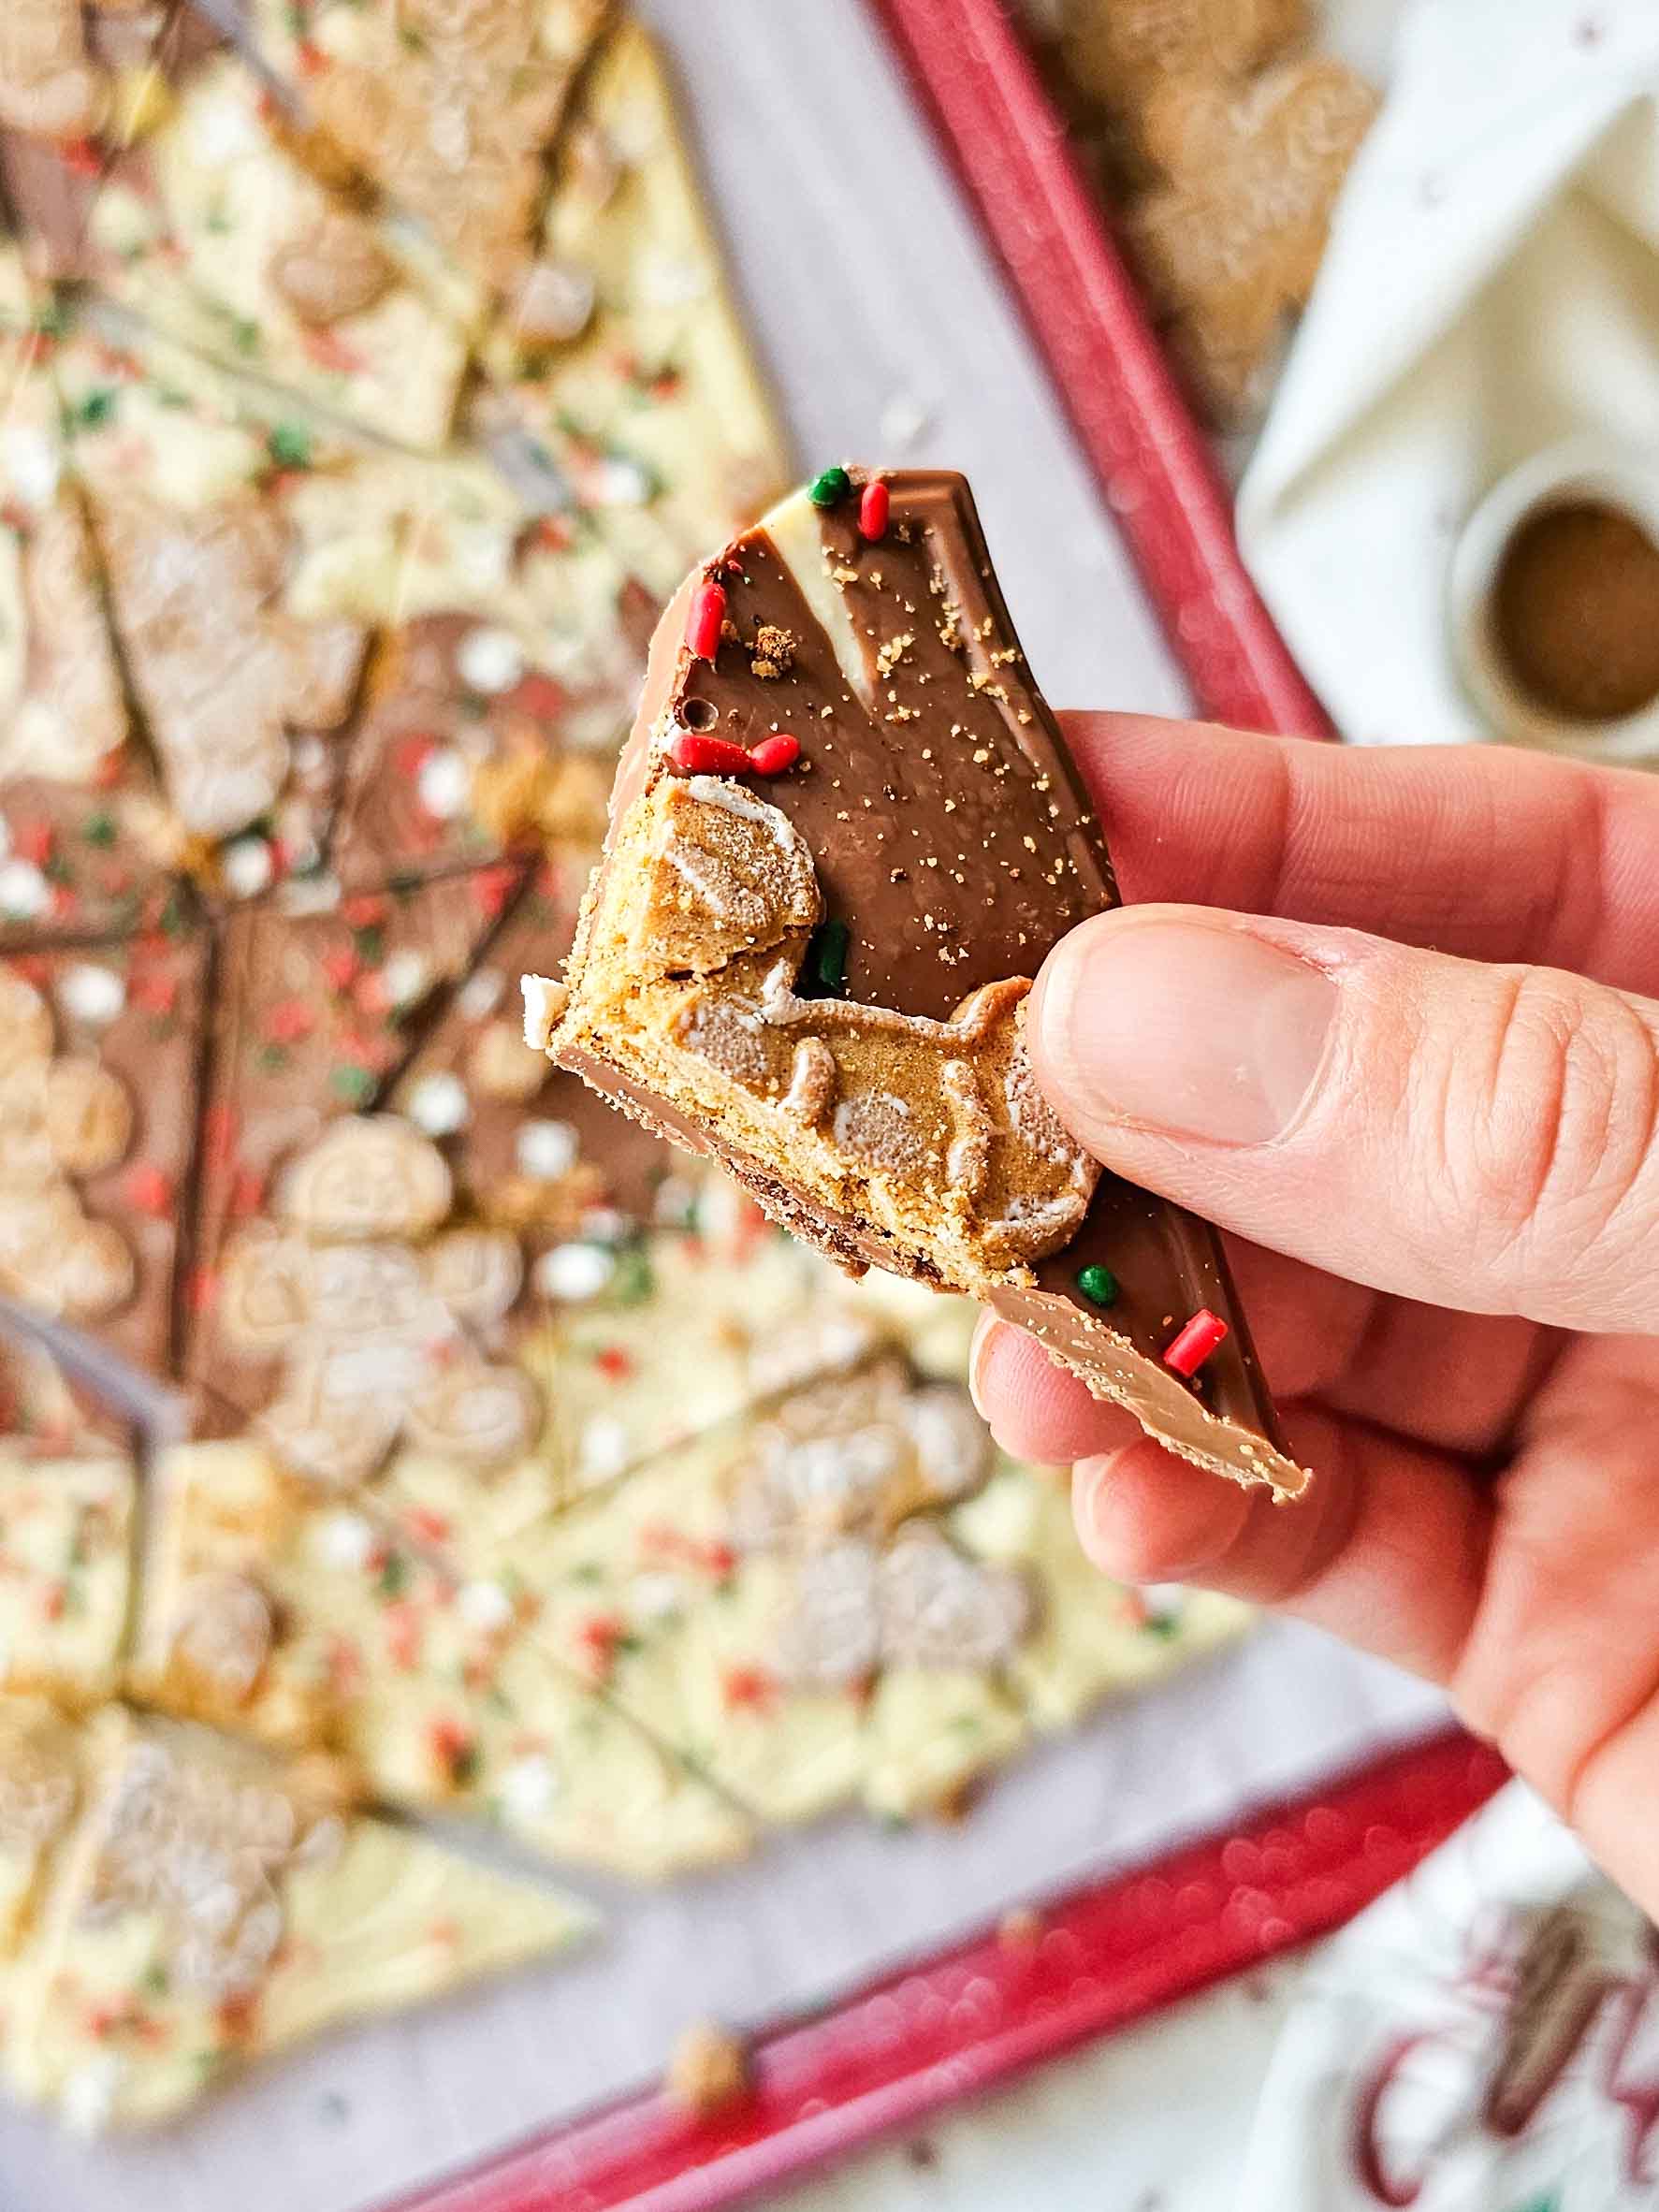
[778,1783,1658,2212]
[1235,1783,1654,2211]
[774,1960,1305,2212]
[1239,0,1659,752]
[0,6,1463,2209]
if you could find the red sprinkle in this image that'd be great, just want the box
[858,478,890,541]
[669,731,752,776]
[123,1164,173,1217]
[1163,1309,1230,1378]
[686,578,727,661]
[748,733,801,777]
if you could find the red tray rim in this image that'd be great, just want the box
[386,1728,1506,2212]
[380,7,1485,2208]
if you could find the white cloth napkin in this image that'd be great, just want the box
[1237,0,1659,748]
[1236,1780,1659,2210]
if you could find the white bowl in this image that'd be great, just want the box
[1449,436,1659,763]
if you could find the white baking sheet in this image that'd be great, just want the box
[0,5,1448,2206]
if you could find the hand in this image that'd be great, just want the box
[971,715,1659,1917]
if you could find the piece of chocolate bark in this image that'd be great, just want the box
[536,468,1306,1499]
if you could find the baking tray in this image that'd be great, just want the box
[0,6,1505,2209]
[386,3,1492,2207]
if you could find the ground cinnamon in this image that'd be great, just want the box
[1492,498,1659,724]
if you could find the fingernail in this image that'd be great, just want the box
[1033,913,1337,1146]
[968,1310,1000,1419]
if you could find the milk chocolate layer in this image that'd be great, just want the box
[551,470,1305,1498]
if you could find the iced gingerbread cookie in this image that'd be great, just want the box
[53,317,384,881]
[1040,0,1307,180]
[215,1114,541,1491]
[538,468,1305,1498]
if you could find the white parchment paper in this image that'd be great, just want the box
[0,6,1448,2206]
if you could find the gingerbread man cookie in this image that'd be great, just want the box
[1127,56,1376,418]
[216,1115,539,1489]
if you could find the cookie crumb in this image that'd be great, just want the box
[750,623,796,679]
[998,1904,1044,1951]
[666,2020,751,2116]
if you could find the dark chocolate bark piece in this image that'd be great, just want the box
[185,865,518,1422]
[542,469,1305,1498]
[0,925,209,1379]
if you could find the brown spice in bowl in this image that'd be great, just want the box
[1492,499,1659,724]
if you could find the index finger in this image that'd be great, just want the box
[1063,715,1659,996]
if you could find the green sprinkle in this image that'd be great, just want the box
[376,1551,410,1599]
[73,387,116,429]
[331,1063,376,1106]
[805,918,851,997]
[81,811,116,848]
[1075,1264,1118,1308]
[268,420,313,470]
[606,1240,655,1306]
[808,465,851,509]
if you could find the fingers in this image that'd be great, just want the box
[1449,1334,1659,1915]
[970,1310,1143,1464]
[1058,714,1659,995]
[1072,1404,1492,1684]
[1030,906,1659,1332]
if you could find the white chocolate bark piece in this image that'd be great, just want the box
[251,0,610,294]
[87,53,472,451]
[0,1448,133,1707]
[7,1710,595,2128]
[517,1356,1036,1826]
[52,314,385,864]
[0,1697,88,1975]
[480,18,789,598]
[951,1458,1253,1732]
[133,1442,751,1881]
[0,249,153,944]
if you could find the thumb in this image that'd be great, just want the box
[1029,905,1659,1332]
